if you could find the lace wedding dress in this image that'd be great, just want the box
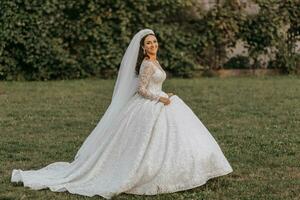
[11,59,233,199]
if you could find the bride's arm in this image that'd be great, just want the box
[137,64,160,101]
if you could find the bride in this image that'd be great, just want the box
[11,29,233,199]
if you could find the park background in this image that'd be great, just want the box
[0,0,299,199]
[1,0,300,80]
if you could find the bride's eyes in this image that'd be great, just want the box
[146,40,157,44]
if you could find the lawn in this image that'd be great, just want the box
[0,76,299,200]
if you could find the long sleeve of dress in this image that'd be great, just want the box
[137,64,160,101]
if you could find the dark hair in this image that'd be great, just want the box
[135,33,156,75]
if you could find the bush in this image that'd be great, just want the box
[1,0,299,80]
[268,53,300,74]
[223,55,251,69]
[0,0,199,80]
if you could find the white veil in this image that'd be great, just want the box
[75,29,154,160]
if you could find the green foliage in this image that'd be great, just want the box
[195,1,245,70]
[240,1,282,57]
[0,0,299,80]
[268,41,300,74]
[275,0,300,74]
[224,55,251,69]
[240,0,300,73]
[0,0,198,80]
[269,53,300,74]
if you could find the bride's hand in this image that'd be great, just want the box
[167,92,174,97]
[159,96,171,105]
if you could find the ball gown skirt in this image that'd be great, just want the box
[11,91,233,199]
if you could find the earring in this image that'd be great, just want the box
[143,48,146,55]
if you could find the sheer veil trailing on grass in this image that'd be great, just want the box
[11,29,233,199]
[74,29,154,160]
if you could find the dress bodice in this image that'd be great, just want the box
[137,59,167,101]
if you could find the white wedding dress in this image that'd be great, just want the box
[11,59,233,199]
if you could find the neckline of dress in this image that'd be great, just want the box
[143,59,165,73]
[144,58,159,65]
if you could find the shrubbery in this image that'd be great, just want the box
[0,0,201,80]
[0,0,299,80]
[224,55,251,69]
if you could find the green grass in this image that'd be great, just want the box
[1,76,299,200]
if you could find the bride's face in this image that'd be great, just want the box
[143,35,158,56]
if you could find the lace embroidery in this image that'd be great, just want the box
[137,62,160,101]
